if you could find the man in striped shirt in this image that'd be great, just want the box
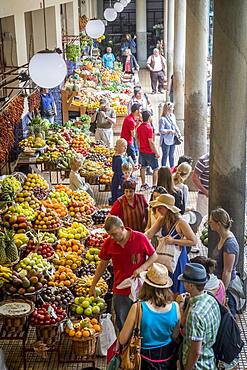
[192,153,209,217]
[178,263,220,369]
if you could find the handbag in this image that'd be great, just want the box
[174,135,182,145]
[156,224,182,273]
[120,301,142,370]
[43,108,54,117]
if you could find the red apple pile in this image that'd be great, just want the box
[30,303,66,326]
[24,240,54,259]
[86,232,108,249]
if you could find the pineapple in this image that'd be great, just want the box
[0,245,7,264]
[0,231,18,262]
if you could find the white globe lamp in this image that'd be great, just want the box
[85,19,105,39]
[29,51,67,88]
[120,0,128,6]
[104,8,118,22]
[114,2,124,12]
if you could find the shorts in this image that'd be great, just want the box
[139,152,159,170]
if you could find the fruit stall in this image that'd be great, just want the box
[16,114,114,189]
[61,57,132,126]
[0,169,113,368]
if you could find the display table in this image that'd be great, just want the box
[61,90,86,122]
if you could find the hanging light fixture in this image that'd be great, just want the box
[104,8,118,22]
[120,0,128,6]
[85,19,105,39]
[29,0,67,88]
[114,2,124,12]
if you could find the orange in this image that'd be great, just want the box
[64,280,71,287]
[72,245,78,252]
[82,330,90,338]
[65,326,70,334]
[72,263,77,270]
[75,330,82,338]
[91,318,98,325]
[60,273,66,281]
[69,329,75,337]
[93,324,101,332]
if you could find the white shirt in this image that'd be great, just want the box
[147,55,165,72]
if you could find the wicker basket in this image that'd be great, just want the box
[0,299,34,331]
[71,334,98,357]
[35,323,61,347]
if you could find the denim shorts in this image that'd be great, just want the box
[139,152,159,170]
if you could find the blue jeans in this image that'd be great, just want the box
[161,142,175,167]
[127,143,137,164]
[113,294,133,331]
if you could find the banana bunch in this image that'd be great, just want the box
[0,176,21,201]
[0,265,12,284]
[75,276,107,297]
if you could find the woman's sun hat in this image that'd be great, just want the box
[140,263,173,288]
[149,194,181,214]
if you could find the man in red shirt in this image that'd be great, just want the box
[120,103,141,163]
[89,215,157,330]
[136,110,160,190]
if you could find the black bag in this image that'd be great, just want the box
[43,108,54,117]
[90,112,98,134]
[174,135,182,145]
[209,293,244,365]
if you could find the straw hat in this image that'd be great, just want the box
[140,263,173,288]
[149,194,180,214]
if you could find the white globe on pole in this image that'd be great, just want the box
[104,8,118,22]
[29,52,67,88]
[114,2,124,12]
[127,0,131,3]
[120,0,128,6]
[85,19,105,39]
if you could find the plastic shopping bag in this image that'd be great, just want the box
[96,314,117,356]
[117,276,144,301]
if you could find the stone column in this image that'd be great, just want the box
[66,1,79,35]
[14,12,28,65]
[163,0,168,53]
[54,4,62,49]
[208,1,247,275]
[184,0,208,163]
[136,0,147,68]
[173,0,186,133]
[166,0,174,100]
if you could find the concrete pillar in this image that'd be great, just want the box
[166,0,174,99]
[54,4,62,49]
[66,1,79,35]
[184,0,208,163]
[163,0,168,53]
[14,12,28,65]
[32,7,56,52]
[208,1,247,275]
[136,0,147,68]
[173,0,186,133]
[97,0,104,19]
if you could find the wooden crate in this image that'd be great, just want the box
[61,89,86,123]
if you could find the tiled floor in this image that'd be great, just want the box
[2,70,247,369]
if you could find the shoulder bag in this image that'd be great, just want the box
[156,223,182,273]
[120,301,142,370]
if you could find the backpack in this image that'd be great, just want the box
[209,293,244,364]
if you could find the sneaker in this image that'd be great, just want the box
[190,246,200,253]
[140,184,150,191]
[223,357,240,369]
[151,91,157,94]
[158,90,164,94]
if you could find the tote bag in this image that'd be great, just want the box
[156,224,181,273]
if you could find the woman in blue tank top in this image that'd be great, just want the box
[119,263,180,369]
[145,194,197,294]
